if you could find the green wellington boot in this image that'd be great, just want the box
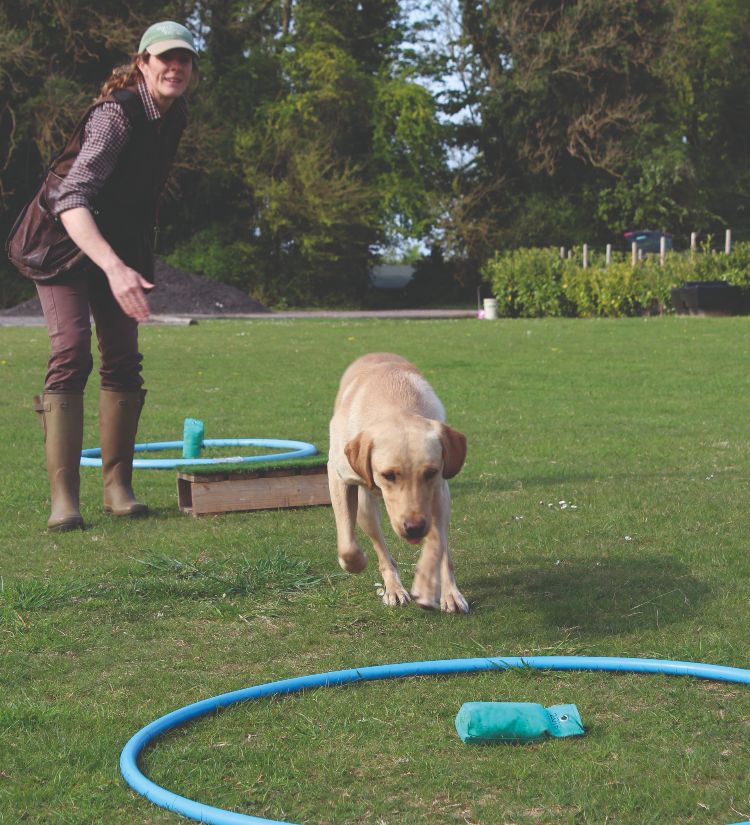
[100,389,149,517]
[34,393,85,532]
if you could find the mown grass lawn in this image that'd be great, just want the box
[2,316,749,825]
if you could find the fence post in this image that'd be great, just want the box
[560,246,565,260]
[582,244,589,269]
[606,244,612,265]
[690,232,697,255]
[725,229,732,255]
[660,235,667,266]
[631,241,638,266]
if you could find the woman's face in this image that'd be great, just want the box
[137,49,193,113]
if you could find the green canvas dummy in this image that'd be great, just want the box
[455,702,585,744]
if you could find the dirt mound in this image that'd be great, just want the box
[1,258,269,316]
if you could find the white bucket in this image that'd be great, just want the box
[483,298,498,320]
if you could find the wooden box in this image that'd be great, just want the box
[177,463,331,516]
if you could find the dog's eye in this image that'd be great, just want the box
[424,468,438,481]
[382,471,397,483]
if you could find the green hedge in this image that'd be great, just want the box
[483,242,750,317]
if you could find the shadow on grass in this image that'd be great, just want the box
[465,555,711,635]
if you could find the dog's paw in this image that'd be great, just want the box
[441,588,469,614]
[338,548,368,573]
[411,572,440,611]
[382,584,411,607]
[410,587,439,611]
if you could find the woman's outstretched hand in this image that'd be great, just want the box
[103,261,152,321]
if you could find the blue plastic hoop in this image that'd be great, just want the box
[120,655,750,825]
[80,438,318,469]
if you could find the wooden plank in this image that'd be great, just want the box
[177,469,331,516]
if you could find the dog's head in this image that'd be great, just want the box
[344,416,467,544]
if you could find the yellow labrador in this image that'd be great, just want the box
[328,353,468,613]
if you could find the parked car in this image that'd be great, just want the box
[623,230,673,254]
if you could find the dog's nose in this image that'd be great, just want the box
[404,519,427,540]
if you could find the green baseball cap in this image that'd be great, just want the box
[138,21,197,56]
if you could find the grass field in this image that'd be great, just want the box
[2,316,749,825]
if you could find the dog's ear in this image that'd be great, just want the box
[440,424,467,479]
[344,432,375,489]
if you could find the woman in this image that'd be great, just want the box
[34,21,197,531]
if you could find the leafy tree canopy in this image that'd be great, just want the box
[2,0,749,307]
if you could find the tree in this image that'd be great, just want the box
[444,0,750,266]
[172,0,447,305]
[445,0,678,260]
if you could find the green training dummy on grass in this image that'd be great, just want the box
[455,702,585,744]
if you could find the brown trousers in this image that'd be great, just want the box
[36,265,143,393]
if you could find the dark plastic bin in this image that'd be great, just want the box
[670,281,747,315]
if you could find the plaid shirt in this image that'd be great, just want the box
[52,81,186,216]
